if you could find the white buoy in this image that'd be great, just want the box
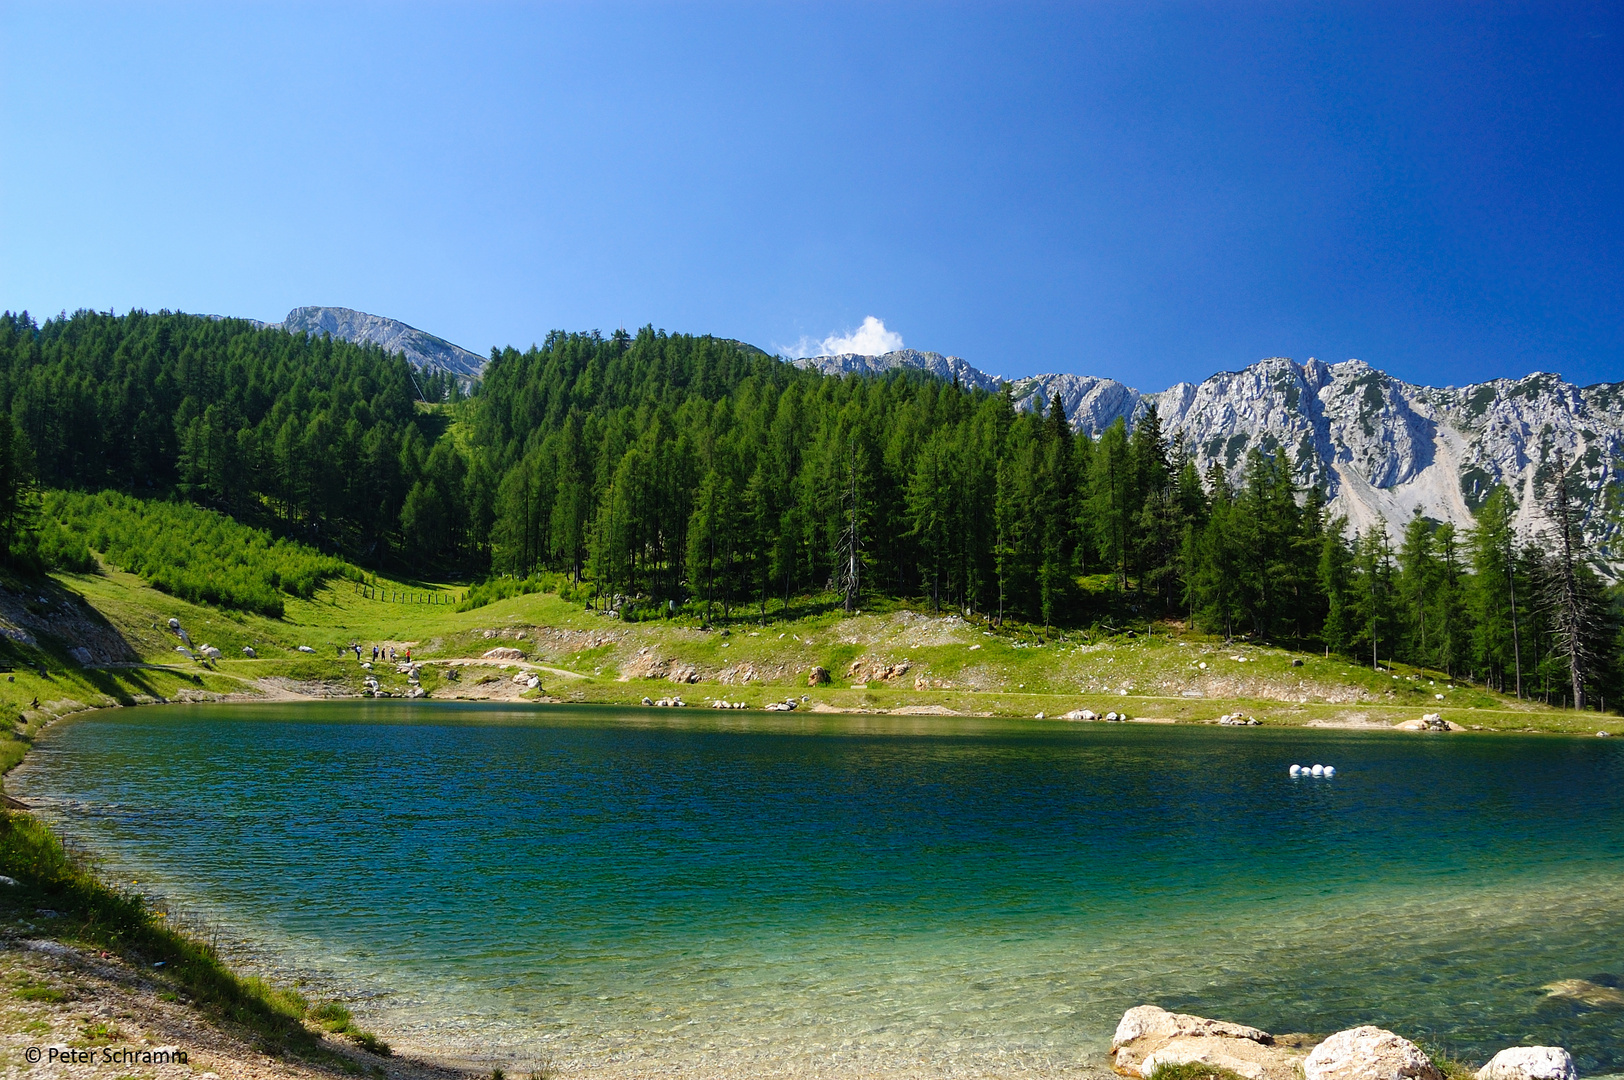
[1324,765,1336,776]
[1311,764,1324,776]
[1289,764,1302,776]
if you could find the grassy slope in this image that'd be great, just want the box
[0,560,1606,737]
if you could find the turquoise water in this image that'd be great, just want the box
[11,703,1624,1077]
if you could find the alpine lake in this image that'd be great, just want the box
[11,702,1624,1077]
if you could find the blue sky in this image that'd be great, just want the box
[2,3,1619,390]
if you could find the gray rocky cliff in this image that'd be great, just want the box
[795,347,1624,567]
[793,349,1003,392]
[274,306,485,379]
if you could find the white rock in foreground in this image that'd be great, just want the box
[1112,1004,1272,1049]
[1304,1026,1442,1080]
[1111,1005,1302,1080]
[1475,1047,1576,1080]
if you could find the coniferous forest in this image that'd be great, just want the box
[0,309,1618,710]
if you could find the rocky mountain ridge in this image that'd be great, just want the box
[796,349,1624,566]
[273,306,485,379]
[794,349,1005,392]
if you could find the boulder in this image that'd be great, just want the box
[1303,1026,1441,1080]
[167,618,181,630]
[667,664,699,684]
[808,666,830,686]
[297,645,315,654]
[1112,1006,1272,1050]
[1110,1006,1296,1080]
[1475,1047,1576,1080]
[483,646,524,661]
[242,646,257,658]
[1542,978,1624,1009]
[1395,715,1465,732]
[199,645,222,660]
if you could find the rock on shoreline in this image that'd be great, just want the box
[1111,1005,1300,1080]
[1111,1006,1577,1080]
[1304,1026,1441,1080]
[1476,1047,1577,1080]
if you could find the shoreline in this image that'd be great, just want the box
[1,572,1618,1077]
[7,698,1624,1078]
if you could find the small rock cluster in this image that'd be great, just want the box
[1109,1005,1576,1080]
[1218,714,1260,726]
[847,658,911,683]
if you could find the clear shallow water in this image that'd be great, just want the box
[11,703,1624,1076]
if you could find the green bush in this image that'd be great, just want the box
[1147,1062,1254,1080]
[44,490,351,616]
[33,516,97,573]
[457,574,559,612]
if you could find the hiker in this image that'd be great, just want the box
[372,645,379,661]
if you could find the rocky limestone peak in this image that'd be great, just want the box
[275,306,485,379]
[1011,373,1140,432]
[791,349,1003,393]
[800,345,1623,570]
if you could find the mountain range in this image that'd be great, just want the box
[796,350,1624,567]
[228,307,1621,566]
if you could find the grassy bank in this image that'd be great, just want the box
[0,808,392,1072]
[0,559,405,1073]
[0,553,1604,738]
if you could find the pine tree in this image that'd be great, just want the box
[1468,488,1524,695]
[0,415,36,562]
[1090,418,1132,592]
[1318,521,1355,654]
[1350,528,1396,669]
[1397,510,1438,667]
[1432,523,1469,677]
[1544,448,1594,708]
[906,430,954,613]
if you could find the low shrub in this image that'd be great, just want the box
[44,490,351,616]
[457,573,561,612]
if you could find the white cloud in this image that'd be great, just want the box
[779,316,904,359]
